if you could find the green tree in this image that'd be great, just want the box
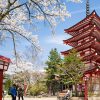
[4,79,12,91]
[45,48,62,95]
[3,74,12,92]
[27,72,47,96]
[28,81,47,96]
[58,49,84,95]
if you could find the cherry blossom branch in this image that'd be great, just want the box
[0,2,26,21]
[8,30,19,67]
[0,28,41,51]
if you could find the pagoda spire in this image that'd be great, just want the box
[86,0,90,16]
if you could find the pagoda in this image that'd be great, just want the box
[61,10,100,69]
[61,0,100,98]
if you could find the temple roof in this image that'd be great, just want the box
[61,10,100,66]
[61,38,94,55]
[0,55,11,63]
[84,66,100,75]
[64,11,100,35]
[82,52,95,61]
[63,25,100,47]
[63,26,94,46]
[92,27,100,41]
[82,52,100,62]
[61,40,100,56]
[92,41,100,51]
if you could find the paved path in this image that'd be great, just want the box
[3,97,57,100]
[3,97,100,100]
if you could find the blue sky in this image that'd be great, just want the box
[1,0,100,70]
[38,0,100,69]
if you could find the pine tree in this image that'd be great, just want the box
[58,49,84,96]
[45,48,62,95]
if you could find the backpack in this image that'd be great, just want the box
[8,87,11,95]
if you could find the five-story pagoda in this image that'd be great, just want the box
[61,0,100,97]
[61,10,100,70]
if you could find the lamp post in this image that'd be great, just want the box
[0,55,11,100]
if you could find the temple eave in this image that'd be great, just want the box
[86,54,100,63]
[64,11,100,34]
[61,41,100,56]
[63,27,100,44]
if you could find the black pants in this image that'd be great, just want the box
[11,95,16,100]
[18,95,24,100]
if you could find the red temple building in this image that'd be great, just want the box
[61,7,100,99]
[61,10,100,70]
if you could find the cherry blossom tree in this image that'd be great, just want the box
[0,0,82,69]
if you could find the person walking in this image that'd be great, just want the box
[17,85,24,100]
[10,84,17,100]
[63,89,71,100]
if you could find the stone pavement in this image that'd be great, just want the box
[3,97,57,100]
[3,96,100,100]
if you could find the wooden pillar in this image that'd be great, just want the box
[0,70,3,100]
[90,74,92,93]
[98,73,100,92]
[84,80,88,100]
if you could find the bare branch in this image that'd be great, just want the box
[0,2,26,21]
[0,28,41,51]
[9,30,18,67]
[25,3,31,20]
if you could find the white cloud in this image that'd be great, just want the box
[46,34,70,45]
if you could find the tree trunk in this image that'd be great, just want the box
[75,83,78,96]
[48,84,52,95]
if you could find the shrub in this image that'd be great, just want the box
[28,83,47,96]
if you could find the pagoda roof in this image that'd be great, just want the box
[73,38,94,51]
[0,55,11,63]
[63,26,100,47]
[93,15,100,29]
[93,55,100,63]
[64,11,100,35]
[92,41,100,51]
[82,52,100,63]
[92,27,100,41]
[63,26,94,45]
[82,52,95,61]
[61,38,94,55]
[84,66,100,75]
[61,39,100,56]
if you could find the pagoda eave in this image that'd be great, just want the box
[61,51,68,56]
[82,53,100,64]
[92,42,100,51]
[84,66,100,75]
[64,11,100,34]
[63,27,94,44]
[64,24,91,36]
[0,55,11,63]
[93,29,100,41]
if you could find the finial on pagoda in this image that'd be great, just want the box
[86,0,90,16]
